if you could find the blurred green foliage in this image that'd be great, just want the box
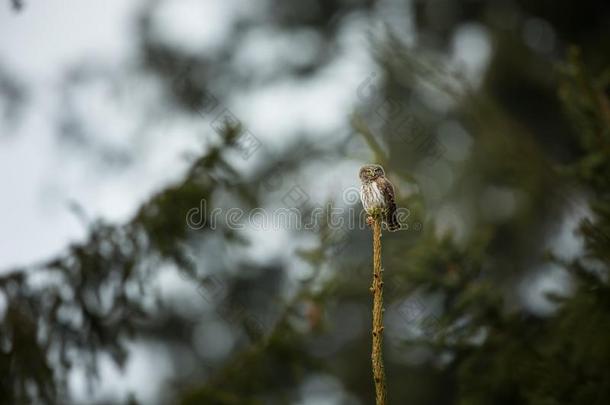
[1,1,610,404]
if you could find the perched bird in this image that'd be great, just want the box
[359,164,400,231]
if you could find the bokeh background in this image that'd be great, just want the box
[1,0,609,404]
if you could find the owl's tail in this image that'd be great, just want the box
[386,204,400,231]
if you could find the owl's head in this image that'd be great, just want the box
[359,164,385,182]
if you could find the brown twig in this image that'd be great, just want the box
[370,215,387,404]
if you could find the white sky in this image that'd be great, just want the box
[0,0,381,271]
[0,0,145,269]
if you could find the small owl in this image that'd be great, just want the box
[359,164,400,231]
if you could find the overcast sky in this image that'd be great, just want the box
[0,0,380,273]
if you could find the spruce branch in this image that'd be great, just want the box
[369,209,387,405]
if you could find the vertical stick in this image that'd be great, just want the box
[371,217,387,404]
